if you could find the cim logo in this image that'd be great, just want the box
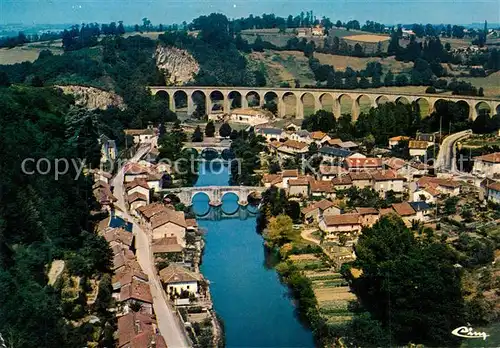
[452,325,489,340]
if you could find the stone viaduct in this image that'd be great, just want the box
[150,86,500,121]
[160,186,265,206]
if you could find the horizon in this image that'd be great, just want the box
[0,0,498,26]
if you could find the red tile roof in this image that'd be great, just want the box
[310,180,334,193]
[346,157,383,169]
[117,312,166,348]
[319,164,347,176]
[288,178,310,186]
[389,136,410,141]
[384,157,407,171]
[281,139,308,150]
[152,236,184,253]
[355,207,379,215]
[409,140,429,149]
[127,192,148,204]
[391,202,416,216]
[332,175,353,185]
[282,169,299,178]
[487,181,500,191]
[371,170,405,182]
[104,228,133,247]
[310,131,328,140]
[124,163,150,175]
[125,178,150,191]
[137,203,168,220]
[475,152,500,163]
[323,214,360,226]
[349,171,372,181]
[151,209,187,229]
[120,279,153,304]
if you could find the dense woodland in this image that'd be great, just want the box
[0,87,115,347]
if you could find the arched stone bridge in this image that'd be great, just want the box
[183,141,231,153]
[150,86,500,121]
[160,186,266,206]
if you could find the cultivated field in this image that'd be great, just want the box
[0,41,63,64]
[450,71,500,98]
[314,53,413,73]
[344,34,390,43]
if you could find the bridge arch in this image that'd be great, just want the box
[228,91,242,110]
[356,94,373,115]
[191,90,207,117]
[300,92,315,117]
[319,92,334,113]
[209,90,225,113]
[245,90,261,108]
[174,90,188,113]
[376,95,390,106]
[282,91,297,117]
[496,103,500,116]
[475,101,491,120]
[191,192,211,216]
[338,94,353,116]
[395,96,411,105]
[416,97,431,117]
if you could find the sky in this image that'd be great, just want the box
[0,0,499,26]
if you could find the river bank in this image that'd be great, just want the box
[194,162,315,347]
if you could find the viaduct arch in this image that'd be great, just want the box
[151,86,500,121]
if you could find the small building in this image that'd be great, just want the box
[230,108,270,126]
[417,176,461,196]
[302,199,341,224]
[338,141,359,151]
[277,139,309,158]
[289,130,311,143]
[124,163,150,183]
[310,131,330,145]
[319,214,362,245]
[355,207,380,227]
[297,28,307,37]
[412,185,440,204]
[117,312,167,348]
[159,264,201,297]
[345,157,383,171]
[256,127,285,142]
[371,170,406,197]
[388,136,410,149]
[127,192,148,214]
[119,279,153,314]
[281,169,299,188]
[409,140,430,157]
[409,201,431,221]
[125,179,150,204]
[473,152,500,177]
[288,178,310,197]
[326,138,343,147]
[262,173,282,188]
[150,209,187,247]
[124,127,156,144]
[99,134,118,164]
[349,171,373,189]
[391,202,417,227]
[319,146,353,161]
[152,236,184,256]
[332,174,353,190]
[319,164,348,181]
[312,25,325,36]
[310,180,335,198]
[486,181,500,204]
[416,132,439,146]
[103,228,134,251]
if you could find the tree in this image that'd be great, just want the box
[205,121,215,137]
[117,21,125,35]
[384,70,394,86]
[31,75,44,87]
[0,71,11,87]
[266,214,294,248]
[219,122,232,138]
[192,125,203,142]
[348,215,465,347]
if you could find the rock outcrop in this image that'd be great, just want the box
[57,85,126,110]
[155,45,200,85]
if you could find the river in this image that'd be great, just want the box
[193,161,315,347]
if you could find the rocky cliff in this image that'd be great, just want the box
[155,45,200,85]
[56,85,126,110]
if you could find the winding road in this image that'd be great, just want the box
[435,129,472,173]
[111,145,190,348]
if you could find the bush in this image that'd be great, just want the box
[426,86,437,93]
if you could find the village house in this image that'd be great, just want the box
[137,202,168,226]
[289,130,311,143]
[256,127,285,142]
[473,152,500,177]
[388,136,410,149]
[93,170,113,185]
[391,202,417,227]
[99,134,118,164]
[112,260,148,292]
[409,140,430,157]
[310,131,331,145]
[93,181,117,211]
[288,178,310,197]
[124,127,156,144]
[281,169,299,188]
[159,264,202,297]
[486,181,500,204]
[312,25,325,36]
[262,173,282,188]
[409,201,432,221]
[127,192,148,214]
[371,170,406,197]
[345,157,383,172]
[319,214,362,245]
[332,174,353,191]
[284,122,301,131]
[318,164,348,181]
[349,171,373,189]
[112,247,136,272]
[124,163,150,183]
[326,138,343,147]
[319,147,353,161]
[117,312,167,348]
[119,278,154,314]
[417,177,461,196]
[146,173,163,192]
[302,199,341,224]
[150,209,187,247]
[310,180,335,198]
[277,139,309,158]
[152,236,184,258]
[103,228,134,252]
[338,141,359,151]
[125,179,151,204]
[412,184,440,204]
[230,108,270,126]
[416,132,439,146]
[355,207,380,227]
